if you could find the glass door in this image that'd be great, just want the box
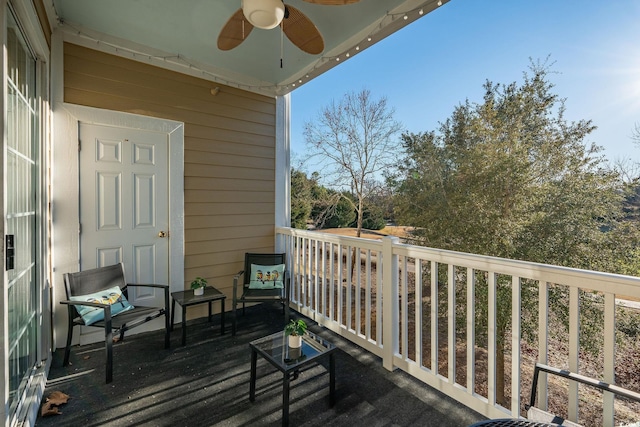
[6,8,39,419]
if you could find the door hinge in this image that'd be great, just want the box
[79,223,82,234]
[78,139,81,152]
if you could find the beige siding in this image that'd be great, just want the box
[33,0,51,47]
[64,42,277,302]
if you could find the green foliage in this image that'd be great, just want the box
[324,193,356,228]
[284,319,307,336]
[393,60,638,273]
[360,202,386,230]
[190,277,207,290]
[291,168,312,229]
[391,59,640,401]
[617,306,640,338]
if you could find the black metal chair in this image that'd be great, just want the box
[526,362,640,426]
[60,263,170,383]
[232,253,289,335]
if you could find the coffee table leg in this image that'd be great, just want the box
[208,301,212,322]
[181,305,187,346]
[330,353,336,407]
[171,299,176,331]
[249,349,257,402]
[220,299,225,335]
[283,372,290,427]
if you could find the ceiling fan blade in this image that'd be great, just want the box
[282,5,324,55]
[217,8,254,51]
[302,0,360,4]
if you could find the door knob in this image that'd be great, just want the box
[158,231,167,238]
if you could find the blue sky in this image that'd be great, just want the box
[290,0,640,167]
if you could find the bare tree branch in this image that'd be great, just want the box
[303,89,402,238]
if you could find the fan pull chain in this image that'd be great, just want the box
[280,22,284,68]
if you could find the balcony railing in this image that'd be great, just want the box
[276,226,640,426]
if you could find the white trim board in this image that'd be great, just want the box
[51,102,185,347]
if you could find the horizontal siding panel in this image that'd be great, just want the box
[186,213,274,229]
[65,43,275,112]
[185,237,274,257]
[185,177,274,192]
[185,125,274,147]
[65,68,275,125]
[184,151,274,169]
[187,137,275,158]
[186,164,274,180]
[185,224,274,242]
[65,86,275,137]
[184,190,274,204]
[187,202,274,216]
[185,250,249,269]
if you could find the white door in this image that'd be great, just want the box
[79,123,169,310]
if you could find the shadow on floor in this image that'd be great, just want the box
[37,304,484,426]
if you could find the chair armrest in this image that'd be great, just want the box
[60,300,112,324]
[60,299,110,309]
[123,283,169,290]
[233,270,245,302]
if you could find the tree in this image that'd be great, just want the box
[633,122,640,145]
[323,191,356,228]
[393,60,640,404]
[291,168,312,229]
[303,89,402,239]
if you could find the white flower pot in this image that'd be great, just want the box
[194,287,204,296]
[288,334,302,348]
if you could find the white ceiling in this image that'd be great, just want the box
[51,0,448,96]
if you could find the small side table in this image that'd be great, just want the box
[171,286,226,345]
[249,330,336,427]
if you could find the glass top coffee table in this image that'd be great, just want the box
[249,330,336,427]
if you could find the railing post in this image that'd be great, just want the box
[382,236,399,371]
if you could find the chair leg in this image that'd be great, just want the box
[232,302,237,336]
[105,313,113,383]
[164,291,170,348]
[63,309,74,367]
[164,314,170,348]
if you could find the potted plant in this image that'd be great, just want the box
[190,277,207,296]
[284,319,307,348]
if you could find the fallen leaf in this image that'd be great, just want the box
[40,402,61,417]
[40,391,70,417]
[47,391,70,405]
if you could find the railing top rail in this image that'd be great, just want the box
[277,227,640,297]
[277,226,384,251]
[393,240,640,297]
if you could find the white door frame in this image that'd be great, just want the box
[50,31,184,348]
[51,103,184,348]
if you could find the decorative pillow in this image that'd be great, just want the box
[248,264,285,289]
[69,285,134,326]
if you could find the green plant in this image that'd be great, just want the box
[284,319,307,336]
[190,277,207,290]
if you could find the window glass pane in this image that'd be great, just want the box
[6,7,39,418]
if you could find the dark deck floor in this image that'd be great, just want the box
[36,304,484,426]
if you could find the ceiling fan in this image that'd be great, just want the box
[217,0,361,55]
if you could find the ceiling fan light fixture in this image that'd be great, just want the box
[242,0,285,30]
